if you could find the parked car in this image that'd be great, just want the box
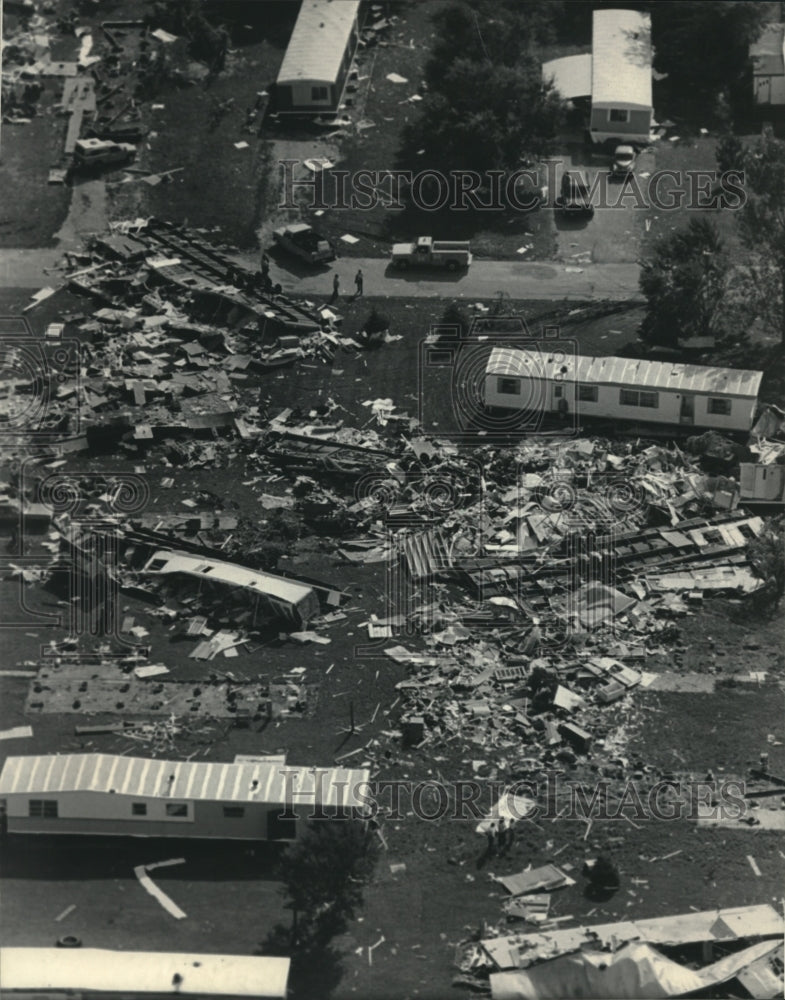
[272,224,336,264]
[390,236,472,271]
[610,144,636,178]
[72,138,136,170]
[556,172,594,216]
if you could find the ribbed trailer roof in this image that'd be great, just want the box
[277,0,360,86]
[0,754,370,809]
[486,348,763,399]
[0,948,290,998]
[592,9,652,110]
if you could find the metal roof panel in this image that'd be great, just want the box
[592,9,652,110]
[0,755,370,809]
[486,348,763,398]
[277,0,360,86]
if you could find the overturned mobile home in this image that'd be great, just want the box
[142,549,321,628]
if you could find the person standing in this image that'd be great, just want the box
[354,268,364,297]
[330,273,340,303]
[497,817,507,855]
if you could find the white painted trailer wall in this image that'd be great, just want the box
[484,374,758,432]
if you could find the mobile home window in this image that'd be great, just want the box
[609,108,629,123]
[497,377,520,395]
[708,397,732,415]
[165,803,188,817]
[132,803,147,816]
[311,86,328,101]
[553,385,563,398]
[619,389,659,408]
[223,806,245,818]
[29,799,58,818]
[578,384,598,403]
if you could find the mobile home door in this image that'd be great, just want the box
[680,395,694,424]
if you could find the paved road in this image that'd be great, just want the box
[1,245,642,302]
[250,256,643,302]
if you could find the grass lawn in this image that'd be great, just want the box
[107,17,296,249]
[0,82,71,249]
[642,136,745,259]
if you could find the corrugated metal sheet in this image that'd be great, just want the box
[0,754,370,809]
[592,9,652,109]
[277,0,360,85]
[0,948,290,998]
[486,348,763,399]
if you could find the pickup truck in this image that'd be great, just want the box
[272,223,336,264]
[391,236,472,271]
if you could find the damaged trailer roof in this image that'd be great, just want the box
[0,753,370,810]
[142,549,316,607]
[489,939,783,1000]
[481,903,784,969]
[486,349,764,399]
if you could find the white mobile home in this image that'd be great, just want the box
[142,549,320,627]
[590,9,653,145]
[0,754,371,840]
[0,948,290,1000]
[751,23,785,106]
[484,349,763,433]
[275,0,361,113]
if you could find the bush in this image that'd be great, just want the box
[440,302,470,339]
[364,308,390,335]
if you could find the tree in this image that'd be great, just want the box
[652,2,768,119]
[403,1,563,181]
[426,0,559,90]
[408,57,563,176]
[715,134,748,177]
[363,308,390,335]
[278,820,379,946]
[440,302,470,339]
[639,218,729,348]
[736,131,785,345]
[747,516,785,609]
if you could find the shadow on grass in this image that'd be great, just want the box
[0,834,286,881]
[259,921,345,1000]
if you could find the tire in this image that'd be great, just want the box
[57,936,82,948]
[395,259,409,270]
[446,261,458,273]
